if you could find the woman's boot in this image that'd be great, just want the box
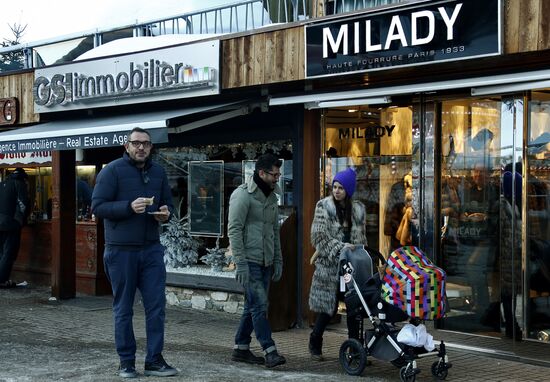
[309,332,324,361]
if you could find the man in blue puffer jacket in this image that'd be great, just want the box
[92,127,177,378]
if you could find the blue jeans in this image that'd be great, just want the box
[234,262,276,353]
[104,243,166,363]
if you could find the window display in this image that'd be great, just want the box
[188,161,224,237]
[322,105,413,257]
[156,141,293,282]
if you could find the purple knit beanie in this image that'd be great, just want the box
[333,168,357,197]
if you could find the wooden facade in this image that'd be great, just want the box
[0,71,39,125]
[14,221,109,295]
[505,0,550,53]
[222,0,550,90]
[222,27,305,88]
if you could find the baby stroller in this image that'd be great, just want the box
[338,246,452,382]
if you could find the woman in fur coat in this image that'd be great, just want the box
[308,167,367,360]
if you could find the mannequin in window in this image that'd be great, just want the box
[396,172,413,246]
[384,171,411,251]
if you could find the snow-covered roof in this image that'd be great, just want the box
[76,34,220,60]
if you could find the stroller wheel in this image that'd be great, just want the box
[431,361,449,380]
[339,339,367,376]
[399,365,418,382]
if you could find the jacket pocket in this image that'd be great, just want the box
[245,225,261,250]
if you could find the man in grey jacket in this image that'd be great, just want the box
[228,153,286,368]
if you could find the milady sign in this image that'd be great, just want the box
[305,0,501,78]
[33,40,220,113]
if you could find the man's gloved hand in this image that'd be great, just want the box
[272,262,283,282]
[235,261,249,287]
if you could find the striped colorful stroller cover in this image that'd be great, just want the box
[381,246,447,320]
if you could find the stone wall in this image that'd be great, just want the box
[166,286,244,314]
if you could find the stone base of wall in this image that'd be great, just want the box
[166,286,245,314]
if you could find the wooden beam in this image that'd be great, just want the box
[539,1,550,50]
[301,108,321,324]
[518,0,540,52]
[504,0,520,54]
[51,150,76,299]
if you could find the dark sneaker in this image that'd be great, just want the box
[144,355,178,377]
[231,349,265,365]
[118,360,137,378]
[265,350,286,368]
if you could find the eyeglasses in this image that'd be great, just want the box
[128,140,152,148]
[265,171,281,179]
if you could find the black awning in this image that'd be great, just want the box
[0,102,238,154]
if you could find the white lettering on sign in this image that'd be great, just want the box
[112,133,127,145]
[33,41,220,113]
[66,137,81,147]
[322,3,463,58]
[0,151,52,164]
[84,136,109,147]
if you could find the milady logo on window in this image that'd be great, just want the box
[339,125,396,139]
[33,61,216,107]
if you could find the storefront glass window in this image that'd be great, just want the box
[526,92,550,342]
[188,161,224,236]
[0,166,53,222]
[322,105,413,256]
[439,98,504,336]
[76,165,95,221]
[156,140,293,279]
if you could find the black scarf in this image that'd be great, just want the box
[254,171,273,198]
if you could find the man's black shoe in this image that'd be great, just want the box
[144,355,178,377]
[265,350,286,368]
[118,360,137,378]
[231,349,265,365]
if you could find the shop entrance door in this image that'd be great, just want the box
[525,92,550,343]
[437,98,507,337]
[431,94,550,360]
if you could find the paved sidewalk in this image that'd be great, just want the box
[1,286,548,382]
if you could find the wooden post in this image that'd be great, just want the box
[301,108,321,324]
[51,150,76,299]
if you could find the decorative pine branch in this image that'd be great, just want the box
[161,214,201,268]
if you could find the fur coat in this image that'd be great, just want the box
[308,196,367,315]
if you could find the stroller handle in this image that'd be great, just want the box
[364,245,387,266]
[343,263,354,274]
